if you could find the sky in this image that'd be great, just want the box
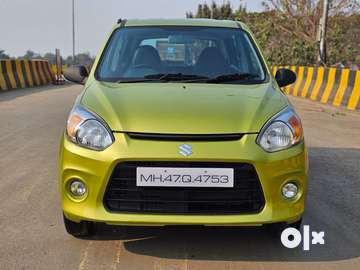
[0,0,263,58]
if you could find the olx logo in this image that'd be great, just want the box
[281,225,325,251]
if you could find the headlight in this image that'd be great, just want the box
[257,107,303,152]
[66,105,114,150]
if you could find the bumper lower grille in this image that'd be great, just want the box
[104,162,265,214]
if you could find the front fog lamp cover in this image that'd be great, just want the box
[282,182,298,199]
[69,180,87,197]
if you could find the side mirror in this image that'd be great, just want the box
[64,65,89,85]
[275,68,296,88]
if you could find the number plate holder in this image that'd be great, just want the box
[136,167,234,188]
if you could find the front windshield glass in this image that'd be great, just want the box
[96,26,267,83]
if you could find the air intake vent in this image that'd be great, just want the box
[104,162,265,214]
[126,133,243,142]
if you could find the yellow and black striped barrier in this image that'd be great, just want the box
[273,66,360,111]
[0,59,55,91]
[7,61,357,110]
[51,64,67,75]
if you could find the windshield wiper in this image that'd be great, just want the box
[207,73,260,83]
[116,73,259,84]
[116,73,209,83]
[116,78,166,83]
[145,73,209,82]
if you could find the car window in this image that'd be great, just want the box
[96,26,267,83]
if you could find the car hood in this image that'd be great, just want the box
[81,81,288,134]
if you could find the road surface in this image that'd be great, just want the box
[0,84,359,270]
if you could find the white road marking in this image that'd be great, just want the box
[184,256,188,270]
[78,241,93,270]
[111,241,122,270]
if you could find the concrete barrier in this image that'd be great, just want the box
[52,64,360,111]
[0,59,55,91]
[51,64,67,76]
[272,66,360,111]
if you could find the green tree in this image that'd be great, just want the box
[0,50,10,59]
[22,50,41,60]
[65,52,95,66]
[186,0,360,67]
[43,52,56,64]
[261,0,360,65]
[327,13,360,66]
[187,1,238,19]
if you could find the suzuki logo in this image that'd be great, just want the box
[179,144,193,157]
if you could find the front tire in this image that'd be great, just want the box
[267,218,303,238]
[288,218,302,230]
[63,214,95,237]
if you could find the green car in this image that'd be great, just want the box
[61,19,308,237]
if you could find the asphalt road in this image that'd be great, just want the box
[1,84,359,270]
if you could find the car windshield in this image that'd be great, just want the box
[96,26,267,84]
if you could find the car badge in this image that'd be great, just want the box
[179,144,193,157]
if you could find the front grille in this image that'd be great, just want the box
[104,162,265,214]
[126,132,243,141]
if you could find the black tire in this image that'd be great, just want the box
[266,218,302,238]
[289,218,302,230]
[63,214,95,237]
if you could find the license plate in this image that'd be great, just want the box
[136,167,234,188]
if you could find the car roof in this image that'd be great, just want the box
[119,19,246,29]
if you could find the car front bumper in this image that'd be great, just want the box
[59,132,308,226]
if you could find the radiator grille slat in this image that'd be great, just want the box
[103,162,265,214]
